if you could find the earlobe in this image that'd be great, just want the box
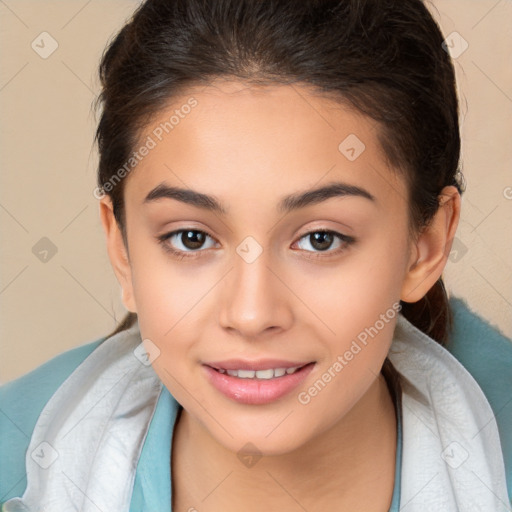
[98,196,138,313]
[400,186,461,303]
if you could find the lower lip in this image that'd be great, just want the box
[202,363,315,405]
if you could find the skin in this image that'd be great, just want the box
[99,80,460,511]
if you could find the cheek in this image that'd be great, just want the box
[299,238,406,420]
[128,237,207,333]
[296,273,401,428]
[295,329,393,440]
[294,239,406,343]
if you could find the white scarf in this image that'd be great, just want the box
[2,315,510,511]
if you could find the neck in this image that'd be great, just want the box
[172,372,397,512]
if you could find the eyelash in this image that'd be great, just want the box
[156,228,355,261]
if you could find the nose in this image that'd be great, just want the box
[218,246,293,339]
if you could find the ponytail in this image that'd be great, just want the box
[103,311,138,341]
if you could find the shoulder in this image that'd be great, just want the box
[445,295,512,501]
[0,336,105,503]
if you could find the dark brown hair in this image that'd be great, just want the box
[95,0,465,360]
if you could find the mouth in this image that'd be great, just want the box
[202,361,316,405]
[208,364,309,379]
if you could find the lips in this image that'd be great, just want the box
[202,360,316,405]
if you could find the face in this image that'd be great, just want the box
[102,80,438,456]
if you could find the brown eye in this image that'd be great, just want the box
[308,231,335,251]
[294,230,355,258]
[157,228,217,258]
[179,230,207,250]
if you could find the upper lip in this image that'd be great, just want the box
[204,359,314,371]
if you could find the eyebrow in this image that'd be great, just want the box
[143,181,375,215]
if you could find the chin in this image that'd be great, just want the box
[207,417,312,458]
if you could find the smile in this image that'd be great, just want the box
[203,362,316,405]
[216,366,303,379]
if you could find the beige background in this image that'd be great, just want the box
[1,0,511,384]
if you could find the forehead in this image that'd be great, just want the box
[124,80,406,208]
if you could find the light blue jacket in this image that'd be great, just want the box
[1,296,511,511]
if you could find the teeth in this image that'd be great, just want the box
[218,366,302,379]
[238,369,256,378]
[255,369,274,379]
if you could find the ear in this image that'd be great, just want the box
[98,196,137,313]
[400,185,461,303]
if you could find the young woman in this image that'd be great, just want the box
[1,0,511,511]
